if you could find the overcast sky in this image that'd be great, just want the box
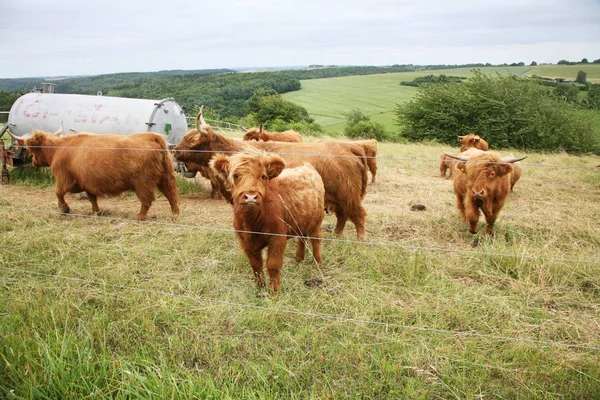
[1,0,599,78]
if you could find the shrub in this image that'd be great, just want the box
[396,69,600,154]
[343,110,388,141]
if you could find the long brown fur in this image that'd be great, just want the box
[458,133,489,152]
[243,128,303,143]
[211,153,324,293]
[452,151,517,234]
[174,124,369,240]
[25,130,179,220]
[440,152,457,178]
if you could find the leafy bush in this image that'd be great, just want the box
[343,110,388,141]
[396,69,600,154]
[400,74,466,87]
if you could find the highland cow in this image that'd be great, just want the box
[211,153,324,293]
[25,130,179,220]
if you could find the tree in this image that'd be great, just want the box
[576,70,587,84]
[530,61,538,66]
[581,58,589,64]
[396,69,600,154]
[343,110,387,141]
[558,59,569,65]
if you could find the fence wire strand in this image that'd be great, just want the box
[1,265,598,352]
[14,144,600,169]
[0,205,598,266]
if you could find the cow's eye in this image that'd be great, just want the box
[489,171,495,177]
[261,175,268,181]
[233,174,239,180]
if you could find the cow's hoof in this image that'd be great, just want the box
[60,206,71,214]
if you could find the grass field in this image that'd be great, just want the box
[1,139,600,398]
[527,64,600,83]
[283,67,532,134]
[284,65,600,135]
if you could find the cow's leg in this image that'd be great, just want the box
[266,238,286,293]
[55,184,70,214]
[310,226,323,264]
[133,188,155,221]
[296,237,306,262]
[158,177,180,215]
[87,193,100,215]
[465,199,480,234]
[348,205,367,241]
[455,193,466,221]
[334,210,348,237]
[245,249,265,288]
[368,159,377,184]
[440,162,447,178]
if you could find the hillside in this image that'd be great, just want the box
[282,66,532,134]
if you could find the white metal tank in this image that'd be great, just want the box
[7,93,188,146]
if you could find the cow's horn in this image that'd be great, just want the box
[457,135,465,140]
[6,129,22,141]
[199,105,207,126]
[195,106,204,132]
[444,153,469,161]
[501,156,527,164]
[53,121,64,136]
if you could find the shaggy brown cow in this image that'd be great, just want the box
[211,153,324,293]
[439,152,458,178]
[446,151,526,234]
[316,139,377,183]
[458,134,489,152]
[180,160,226,200]
[243,127,303,143]
[509,158,523,192]
[174,111,368,240]
[25,130,179,220]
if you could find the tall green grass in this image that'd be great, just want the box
[1,142,599,398]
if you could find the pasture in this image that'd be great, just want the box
[283,65,600,135]
[1,138,600,398]
[527,64,600,83]
[282,67,532,133]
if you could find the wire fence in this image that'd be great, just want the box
[1,132,599,355]
[1,264,599,352]
[10,144,600,169]
[0,205,598,266]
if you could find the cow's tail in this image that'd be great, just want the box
[350,146,369,199]
[153,135,180,215]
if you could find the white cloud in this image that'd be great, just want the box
[1,0,599,77]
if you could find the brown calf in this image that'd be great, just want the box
[446,151,526,234]
[243,127,303,143]
[458,134,489,152]
[211,153,324,293]
[25,130,179,220]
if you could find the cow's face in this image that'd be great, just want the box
[211,153,285,207]
[172,129,208,163]
[24,131,52,167]
[457,155,512,199]
[458,134,481,151]
[243,130,261,141]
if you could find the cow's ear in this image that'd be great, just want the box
[455,161,467,173]
[265,155,286,179]
[457,135,464,143]
[210,154,230,179]
[496,164,513,176]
